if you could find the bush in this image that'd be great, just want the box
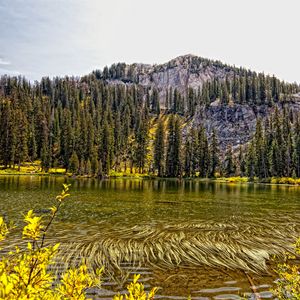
[114,274,157,300]
[271,177,300,185]
[0,184,157,300]
[0,184,102,299]
[274,238,300,299]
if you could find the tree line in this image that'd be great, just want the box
[0,68,299,178]
[95,56,299,115]
[154,107,300,179]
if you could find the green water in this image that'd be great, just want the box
[1,176,300,299]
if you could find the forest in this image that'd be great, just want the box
[0,58,300,179]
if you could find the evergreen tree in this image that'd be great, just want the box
[198,126,209,177]
[184,129,193,177]
[14,109,29,170]
[268,139,280,177]
[97,160,103,178]
[79,159,85,175]
[224,145,235,176]
[254,119,268,179]
[190,128,199,177]
[153,119,165,177]
[246,142,255,180]
[151,89,160,114]
[209,129,219,177]
[238,145,246,176]
[0,102,16,167]
[91,155,99,176]
[99,117,114,176]
[85,158,92,175]
[69,152,79,174]
[165,115,182,177]
[134,110,149,173]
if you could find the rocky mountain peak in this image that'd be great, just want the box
[98,55,300,149]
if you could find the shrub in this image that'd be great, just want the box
[0,184,157,300]
[0,184,102,299]
[113,274,157,300]
[274,238,300,299]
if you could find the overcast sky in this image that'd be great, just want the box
[0,0,299,82]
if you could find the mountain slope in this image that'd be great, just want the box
[97,54,300,148]
[101,54,237,105]
[1,54,300,176]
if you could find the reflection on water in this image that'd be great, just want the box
[0,176,300,299]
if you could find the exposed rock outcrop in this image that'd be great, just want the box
[107,54,300,148]
[120,54,233,104]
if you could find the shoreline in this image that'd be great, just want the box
[1,172,300,187]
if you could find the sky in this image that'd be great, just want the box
[0,0,299,83]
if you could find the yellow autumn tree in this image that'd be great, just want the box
[0,184,102,300]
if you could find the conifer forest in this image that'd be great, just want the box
[0,56,299,179]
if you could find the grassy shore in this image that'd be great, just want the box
[0,162,151,178]
[215,176,300,185]
[2,163,300,185]
[0,164,67,176]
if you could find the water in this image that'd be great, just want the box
[0,176,300,299]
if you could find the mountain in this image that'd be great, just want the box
[105,54,232,102]
[96,54,300,148]
[1,54,300,178]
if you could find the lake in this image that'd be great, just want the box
[1,176,300,299]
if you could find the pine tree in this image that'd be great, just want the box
[268,139,280,177]
[153,119,165,177]
[209,129,219,177]
[198,126,209,177]
[134,110,149,173]
[238,145,246,176]
[97,160,103,178]
[69,152,79,174]
[246,142,255,180]
[114,111,122,171]
[254,119,268,179]
[99,117,114,176]
[85,159,92,175]
[91,156,99,176]
[190,128,199,177]
[224,145,235,176]
[61,109,74,169]
[14,109,29,170]
[79,159,85,175]
[151,89,160,114]
[28,123,37,162]
[165,115,182,177]
[184,129,193,177]
[294,126,300,177]
[0,101,16,167]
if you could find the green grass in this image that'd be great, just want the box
[215,176,249,183]
[216,176,300,186]
[270,177,300,185]
[109,170,151,178]
[48,168,66,175]
[0,162,66,176]
[2,163,300,186]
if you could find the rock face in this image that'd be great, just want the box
[194,101,300,150]
[108,54,300,148]
[193,104,258,147]
[121,54,232,105]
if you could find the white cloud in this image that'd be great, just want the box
[0,58,11,65]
